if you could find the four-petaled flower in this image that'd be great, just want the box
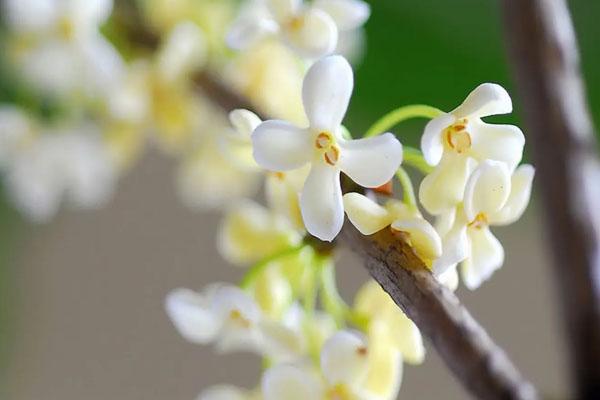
[252,55,403,241]
[419,83,525,215]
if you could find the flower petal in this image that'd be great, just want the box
[262,364,323,400]
[463,160,511,222]
[267,0,301,21]
[470,120,525,171]
[419,154,476,215]
[302,55,352,133]
[338,133,402,188]
[343,192,392,235]
[421,113,456,166]
[391,217,442,263]
[157,22,207,82]
[165,288,221,344]
[284,8,338,58]
[313,0,371,30]
[229,109,262,137]
[461,227,505,290]
[432,211,470,276]
[300,163,344,241]
[451,83,513,119]
[197,385,249,400]
[362,342,403,400]
[320,330,369,386]
[226,16,278,50]
[438,265,459,291]
[489,164,535,226]
[252,120,311,171]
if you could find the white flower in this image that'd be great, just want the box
[252,56,403,241]
[0,106,33,168]
[227,0,369,59]
[5,125,116,222]
[198,385,260,400]
[419,83,525,215]
[433,160,535,289]
[343,193,442,267]
[156,21,207,83]
[262,330,403,400]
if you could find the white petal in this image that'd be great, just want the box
[262,364,323,400]
[258,319,305,361]
[300,163,344,241]
[302,55,352,133]
[463,160,511,222]
[432,212,470,276]
[313,0,371,30]
[252,121,312,171]
[343,192,392,235]
[438,265,459,292]
[197,385,249,400]
[461,227,505,290]
[419,154,476,215]
[470,121,525,171]
[452,83,512,119]
[2,0,57,32]
[0,107,32,167]
[391,217,442,262]
[320,330,369,386]
[362,342,403,400]
[79,34,126,95]
[158,22,207,82]
[67,0,113,26]
[490,164,535,226]
[421,113,456,166]
[338,133,402,188]
[226,16,278,50]
[283,8,338,58]
[229,109,263,137]
[267,0,301,20]
[165,288,221,344]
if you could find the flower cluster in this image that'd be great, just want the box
[0,0,535,398]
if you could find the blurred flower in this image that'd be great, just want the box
[419,83,525,215]
[198,385,260,400]
[433,160,535,289]
[252,55,403,241]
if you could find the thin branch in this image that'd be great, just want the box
[196,70,538,399]
[501,1,600,398]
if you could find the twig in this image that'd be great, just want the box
[501,1,600,398]
[196,71,539,399]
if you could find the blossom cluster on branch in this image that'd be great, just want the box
[0,0,535,398]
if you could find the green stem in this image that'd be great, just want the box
[396,167,418,212]
[364,104,443,138]
[403,146,434,175]
[319,258,350,327]
[239,244,307,290]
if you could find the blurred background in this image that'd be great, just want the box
[1,0,599,399]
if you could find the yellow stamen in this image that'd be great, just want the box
[229,309,251,328]
[326,384,352,400]
[468,213,489,229]
[324,146,340,166]
[444,118,472,153]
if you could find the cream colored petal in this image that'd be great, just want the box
[463,160,511,222]
[302,55,352,133]
[320,330,369,386]
[262,364,323,400]
[267,0,301,21]
[300,163,344,241]
[470,120,525,171]
[489,164,535,226]
[258,318,305,361]
[265,166,310,230]
[158,21,207,82]
[229,109,263,137]
[338,133,402,188]
[226,16,278,50]
[343,192,392,235]
[283,8,338,58]
[252,120,312,171]
[421,113,455,166]
[451,83,512,119]
[419,154,476,215]
[438,265,459,292]
[67,0,113,26]
[165,288,220,344]
[461,227,505,290]
[432,212,470,276]
[391,217,442,263]
[252,267,293,318]
[362,343,403,400]
[197,385,249,400]
[3,0,57,33]
[313,0,370,30]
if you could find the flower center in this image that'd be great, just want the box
[286,16,305,32]
[314,132,341,166]
[57,17,76,41]
[326,384,352,400]
[444,119,471,154]
[468,213,489,230]
[228,309,251,328]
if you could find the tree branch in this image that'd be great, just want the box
[501,1,600,398]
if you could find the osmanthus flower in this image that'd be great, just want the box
[2,0,124,97]
[252,55,403,241]
[433,160,535,289]
[198,385,262,400]
[419,83,525,215]
[262,330,403,400]
[0,107,34,168]
[227,0,370,59]
[354,280,425,365]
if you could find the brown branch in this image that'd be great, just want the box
[501,1,600,398]
[195,70,538,399]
